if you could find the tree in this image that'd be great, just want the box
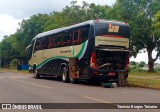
[139,61,146,68]
[61,0,111,25]
[110,0,160,72]
[16,13,50,56]
[0,35,18,67]
[130,61,136,65]
[152,11,160,61]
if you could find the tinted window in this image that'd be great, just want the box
[95,21,130,38]
[72,24,90,45]
[80,25,90,43]
[35,24,90,50]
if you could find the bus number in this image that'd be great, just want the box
[108,24,119,33]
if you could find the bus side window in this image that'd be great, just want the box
[54,35,57,48]
[72,29,80,45]
[64,30,71,46]
[57,33,62,47]
[40,37,45,50]
[80,27,88,43]
[43,36,48,49]
[48,36,54,48]
[61,32,66,47]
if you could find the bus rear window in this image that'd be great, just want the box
[95,21,130,38]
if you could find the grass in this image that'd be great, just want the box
[129,72,160,77]
[0,68,29,74]
[128,72,160,89]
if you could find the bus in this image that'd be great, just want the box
[26,19,130,86]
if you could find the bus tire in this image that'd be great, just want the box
[33,69,40,79]
[70,78,79,84]
[57,76,61,81]
[61,67,69,83]
[117,73,126,87]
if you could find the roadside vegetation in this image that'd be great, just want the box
[128,62,160,89]
[129,61,160,73]
[128,72,160,89]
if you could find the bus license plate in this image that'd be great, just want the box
[108,72,115,76]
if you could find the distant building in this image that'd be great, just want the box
[154,63,160,68]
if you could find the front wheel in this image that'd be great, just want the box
[61,67,69,83]
[33,69,40,79]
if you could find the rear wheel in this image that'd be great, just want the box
[70,78,79,84]
[117,73,126,87]
[61,67,69,83]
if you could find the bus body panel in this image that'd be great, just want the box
[26,19,130,82]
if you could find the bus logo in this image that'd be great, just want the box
[108,24,119,33]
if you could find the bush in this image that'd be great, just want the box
[9,59,19,69]
[154,68,160,73]
[129,65,147,72]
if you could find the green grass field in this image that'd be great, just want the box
[128,72,160,89]
[129,72,160,77]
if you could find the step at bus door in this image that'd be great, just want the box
[69,58,79,79]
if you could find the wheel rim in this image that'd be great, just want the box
[34,69,37,77]
[62,69,66,81]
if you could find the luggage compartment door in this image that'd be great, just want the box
[69,58,79,79]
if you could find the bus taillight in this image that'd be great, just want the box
[125,54,130,69]
[90,52,98,69]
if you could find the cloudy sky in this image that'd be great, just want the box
[0,0,159,63]
[0,0,116,40]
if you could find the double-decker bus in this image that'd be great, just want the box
[26,19,130,86]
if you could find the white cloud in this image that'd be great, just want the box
[77,0,116,6]
[0,14,21,40]
[130,50,160,64]
[0,0,71,19]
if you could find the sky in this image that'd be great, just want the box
[0,0,159,63]
[0,0,116,40]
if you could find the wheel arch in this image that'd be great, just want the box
[33,63,37,72]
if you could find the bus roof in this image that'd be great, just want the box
[32,20,94,41]
[31,19,129,41]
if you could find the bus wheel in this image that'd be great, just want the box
[70,78,79,84]
[117,73,126,87]
[61,67,69,83]
[33,69,40,79]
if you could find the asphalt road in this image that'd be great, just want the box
[0,72,159,112]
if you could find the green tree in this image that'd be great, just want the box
[0,35,18,67]
[152,11,160,61]
[130,61,136,65]
[110,0,160,72]
[16,13,50,56]
[139,61,146,68]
